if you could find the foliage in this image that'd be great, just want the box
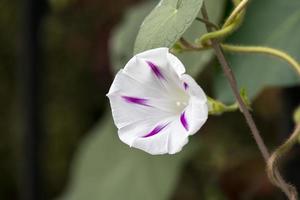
[111,0,226,75]
[134,0,203,54]
[214,0,300,102]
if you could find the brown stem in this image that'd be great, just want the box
[201,3,269,161]
[179,38,207,51]
[267,124,300,200]
[195,17,219,29]
[201,2,296,199]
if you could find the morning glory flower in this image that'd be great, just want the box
[107,47,208,155]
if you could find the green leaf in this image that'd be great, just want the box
[213,0,300,103]
[134,0,203,54]
[59,114,196,200]
[110,0,226,75]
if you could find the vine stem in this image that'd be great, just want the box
[222,44,300,76]
[201,3,296,199]
[223,0,249,28]
[201,3,269,161]
[267,124,300,200]
[198,0,247,46]
[178,40,300,76]
[198,22,237,46]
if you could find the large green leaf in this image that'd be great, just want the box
[110,0,226,75]
[59,114,196,200]
[134,0,203,54]
[213,0,300,102]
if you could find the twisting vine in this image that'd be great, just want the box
[172,1,300,198]
[222,44,300,76]
[201,1,271,161]
[176,39,300,77]
[267,107,300,200]
[222,0,248,28]
[267,123,300,200]
[189,1,300,199]
[174,1,300,77]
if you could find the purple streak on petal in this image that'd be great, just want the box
[183,82,189,90]
[146,61,165,80]
[122,96,150,106]
[143,123,169,138]
[180,111,189,131]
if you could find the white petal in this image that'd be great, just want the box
[132,132,169,155]
[135,47,169,67]
[129,117,189,155]
[167,53,186,76]
[136,47,185,76]
[107,69,182,129]
[122,57,167,94]
[118,117,170,148]
[184,98,208,135]
[180,74,208,135]
[107,91,170,129]
[167,118,189,154]
[125,48,185,93]
[107,70,165,99]
[123,117,172,155]
[180,74,207,102]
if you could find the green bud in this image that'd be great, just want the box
[293,106,300,124]
[170,43,183,54]
[240,88,251,110]
[207,96,238,115]
[292,106,300,144]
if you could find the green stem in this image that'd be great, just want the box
[197,0,247,46]
[177,39,300,78]
[222,44,300,76]
[232,0,242,6]
[197,22,237,46]
[207,96,239,115]
[175,38,208,52]
[223,0,249,28]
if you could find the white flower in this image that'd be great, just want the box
[107,47,208,155]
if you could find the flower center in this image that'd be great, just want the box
[176,101,187,107]
[171,90,189,114]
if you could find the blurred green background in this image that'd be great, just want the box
[0,0,300,199]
